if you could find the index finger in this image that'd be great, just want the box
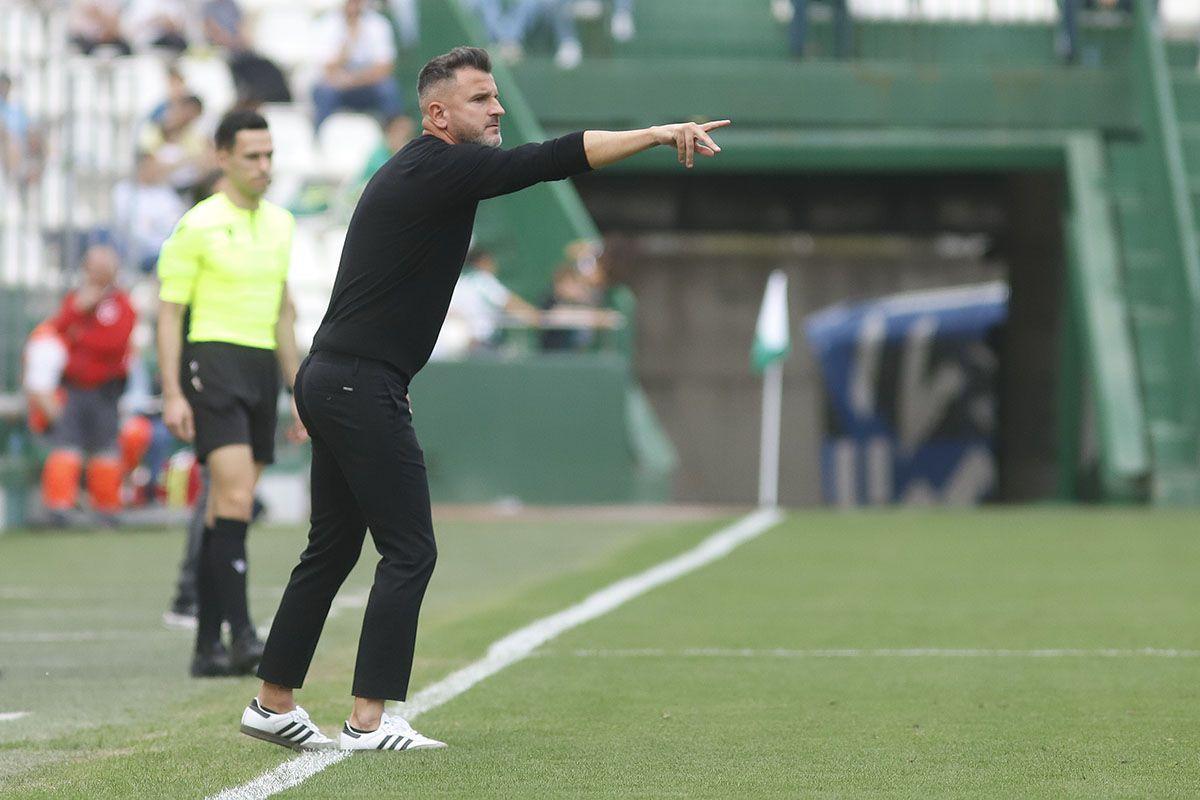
[701,119,732,131]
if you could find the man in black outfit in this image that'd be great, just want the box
[239,45,728,752]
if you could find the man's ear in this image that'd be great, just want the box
[426,100,449,130]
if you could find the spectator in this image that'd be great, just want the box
[386,0,421,49]
[446,248,540,350]
[472,0,633,67]
[22,323,68,442]
[39,245,137,527]
[358,113,415,181]
[124,0,191,53]
[610,0,635,43]
[539,264,620,351]
[69,0,132,56]
[774,0,851,60]
[149,64,190,128]
[462,0,507,44]
[1057,0,1145,65]
[203,0,293,103]
[0,72,43,185]
[311,0,404,130]
[498,0,583,69]
[571,0,635,42]
[112,152,188,273]
[139,94,214,194]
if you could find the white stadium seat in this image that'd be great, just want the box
[1162,0,1200,28]
[323,226,348,272]
[287,225,324,287]
[112,55,169,121]
[178,56,237,118]
[253,8,317,70]
[317,112,382,180]
[262,104,318,177]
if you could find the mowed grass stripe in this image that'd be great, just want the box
[294,509,1199,800]
[207,510,783,800]
[0,515,722,798]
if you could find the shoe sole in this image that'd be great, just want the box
[340,740,448,752]
[240,724,336,751]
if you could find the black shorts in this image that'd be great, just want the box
[183,341,280,465]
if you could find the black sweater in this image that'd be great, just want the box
[310,131,592,381]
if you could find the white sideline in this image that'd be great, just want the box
[206,508,784,800]
[561,647,1200,659]
[0,712,30,722]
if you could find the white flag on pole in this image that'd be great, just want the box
[751,270,790,372]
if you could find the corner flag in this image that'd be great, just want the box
[753,270,790,508]
[752,270,790,372]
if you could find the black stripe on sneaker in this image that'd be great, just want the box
[249,699,270,718]
[278,722,298,736]
[377,735,391,750]
[399,738,411,750]
[295,730,314,745]
[342,723,361,739]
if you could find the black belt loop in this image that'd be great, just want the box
[353,357,360,375]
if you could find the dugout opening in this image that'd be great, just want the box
[574,170,1067,505]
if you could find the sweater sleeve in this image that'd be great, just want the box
[432,131,592,202]
[49,293,84,338]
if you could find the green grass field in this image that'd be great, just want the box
[0,509,1197,799]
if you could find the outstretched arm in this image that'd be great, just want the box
[583,120,730,170]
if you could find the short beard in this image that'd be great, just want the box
[460,126,502,148]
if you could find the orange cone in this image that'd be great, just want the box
[86,455,123,514]
[41,449,82,511]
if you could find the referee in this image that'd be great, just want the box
[157,110,305,678]
[239,46,727,752]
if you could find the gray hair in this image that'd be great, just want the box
[417,46,492,108]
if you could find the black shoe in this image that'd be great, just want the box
[191,641,234,678]
[230,629,265,675]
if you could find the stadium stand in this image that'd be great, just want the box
[5,0,1200,519]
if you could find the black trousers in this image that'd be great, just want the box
[257,351,436,700]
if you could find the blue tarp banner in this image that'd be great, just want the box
[805,283,1008,506]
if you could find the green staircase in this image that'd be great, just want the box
[1104,2,1200,503]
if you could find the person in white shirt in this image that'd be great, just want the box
[446,248,540,351]
[112,151,188,273]
[69,0,132,55]
[312,0,404,129]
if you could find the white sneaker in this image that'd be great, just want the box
[611,9,635,42]
[339,712,447,752]
[239,698,337,751]
[555,39,582,70]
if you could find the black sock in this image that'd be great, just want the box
[210,517,252,637]
[194,526,222,651]
[347,723,373,734]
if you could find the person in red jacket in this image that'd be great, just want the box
[40,244,136,525]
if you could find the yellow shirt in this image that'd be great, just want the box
[158,192,294,350]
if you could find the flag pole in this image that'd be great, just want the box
[758,358,783,508]
[753,269,789,509]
